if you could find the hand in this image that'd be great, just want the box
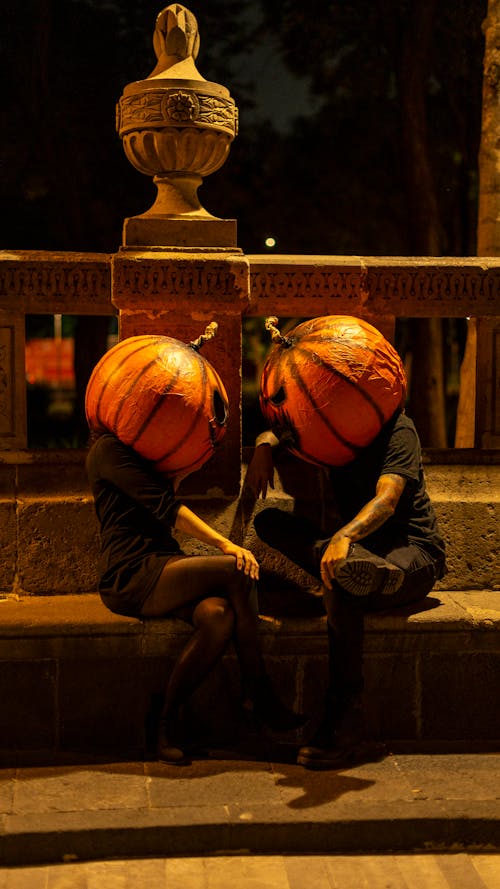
[245,445,275,499]
[320,533,351,590]
[218,540,260,580]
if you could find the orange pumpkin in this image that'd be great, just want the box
[85,331,228,477]
[260,315,407,467]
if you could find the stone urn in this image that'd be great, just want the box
[116,4,239,249]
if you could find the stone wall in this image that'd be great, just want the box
[0,451,498,597]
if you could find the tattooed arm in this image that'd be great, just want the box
[320,473,406,590]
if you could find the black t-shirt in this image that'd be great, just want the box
[86,434,182,610]
[328,412,446,562]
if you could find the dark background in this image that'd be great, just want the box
[1,0,488,445]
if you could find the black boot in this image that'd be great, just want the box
[297,691,364,768]
[335,543,404,597]
[243,677,306,733]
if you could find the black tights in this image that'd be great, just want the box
[141,555,264,719]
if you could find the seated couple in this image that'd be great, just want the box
[86,408,445,768]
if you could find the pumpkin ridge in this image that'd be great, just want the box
[111,355,169,435]
[296,331,403,369]
[93,339,165,429]
[294,343,387,425]
[129,362,184,447]
[287,350,364,453]
[293,443,354,468]
[156,440,214,477]
[154,352,208,464]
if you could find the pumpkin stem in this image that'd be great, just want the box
[189,321,218,352]
[265,316,292,347]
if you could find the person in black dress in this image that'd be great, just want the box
[87,432,302,764]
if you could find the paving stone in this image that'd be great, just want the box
[3,854,500,889]
[146,758,280,808]
[204,855,290,889]
[0,771,15,815]
[2,753,498,864]
[393,753,500,801]
[12,763,148,814]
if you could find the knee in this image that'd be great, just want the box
[194,597,235,637]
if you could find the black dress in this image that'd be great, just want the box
[86,433,183,617]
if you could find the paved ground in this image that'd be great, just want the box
[1,747,500,870]
[2,852,500,889]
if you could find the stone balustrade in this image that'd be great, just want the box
[0,250,499,476]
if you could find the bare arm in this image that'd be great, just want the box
[320,473,406,589]
[245,430,280,499]
[174,504,259,580]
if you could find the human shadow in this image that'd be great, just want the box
[273,761,379,810]
[144,738,385,810]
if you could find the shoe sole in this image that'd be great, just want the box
[297,740,386,770]
[157,753,191,766]
[157,745,191,766]
[335,557,404,596]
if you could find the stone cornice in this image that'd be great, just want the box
[1,251,498,318]
[247,256,500,317]
[0,251,113,314]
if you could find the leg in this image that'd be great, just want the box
[158,596,234,764]
[297,547,441,769]
[296,582,370,769]
[141,554,252,617]
[254,508,328,578]
[143,555,303,746]
[142,554,266,692]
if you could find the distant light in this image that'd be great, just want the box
[265,237,276,249]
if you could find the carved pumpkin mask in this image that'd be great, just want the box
[260,315,407,467]
[85,327,228,478]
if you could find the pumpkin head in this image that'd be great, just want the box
[85,326,228,478]
[260,315,407,467]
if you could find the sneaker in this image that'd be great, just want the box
[297,694,364,769]
[335,546,404,597]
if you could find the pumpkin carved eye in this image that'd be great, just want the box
[269,386,286,406]
[213,389,228,426]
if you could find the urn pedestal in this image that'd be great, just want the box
[116,5,239,250]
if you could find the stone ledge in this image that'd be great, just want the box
[0,591,499,753]
[0,589,498,647]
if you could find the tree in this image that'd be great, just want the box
[254,0,486,445]
[455,0,500,446]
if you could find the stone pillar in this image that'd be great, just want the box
[112,251,250,495]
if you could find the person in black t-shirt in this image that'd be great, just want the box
[87,433,303,765]
[246,410,446,769]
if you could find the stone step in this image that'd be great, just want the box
[0,590,499,764]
